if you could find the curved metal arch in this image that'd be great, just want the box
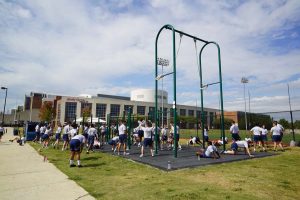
[155,24,178,157]
[199,41,226,151]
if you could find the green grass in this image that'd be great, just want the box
[30,141,300,200]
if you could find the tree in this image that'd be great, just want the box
[213,117,234,129]
[82,106,91,122]
[278,118,289,129]
[39,102,55,122]
[294,120,300,129]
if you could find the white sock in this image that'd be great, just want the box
[77,160,81,166]
[70,160,74,165]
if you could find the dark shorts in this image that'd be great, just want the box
[119,134,127,144]
[70,139,81,152]
[63,134,69,142]
[174,134,180,142]
[162,135,167,141]
[88,135,95,145]
[0,131,3,136]
[253,135,261,142]
[55,133,61,140]
[204,136,209,142]
[35,132,40,139]
[272,135,281,142]
[232,134,241,141]
[231,143,238,151]
[41,134,49,140]
[138,130,144,138]
[108,140,116,146]
[261,135,267,141]
[143,138,153,147]
[83,133,88,140]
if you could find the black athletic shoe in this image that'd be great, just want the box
[70,164,76,167]
[77,165,83,168]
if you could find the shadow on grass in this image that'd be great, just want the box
[84,162,106,168]
[82,156,100,161]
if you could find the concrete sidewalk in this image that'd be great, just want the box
[0,128,95,200]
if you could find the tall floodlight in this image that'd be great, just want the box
[157,58,169,128]
[241,77,249,132]
[1,87,8,126]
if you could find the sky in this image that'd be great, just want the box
[0,0,300,118]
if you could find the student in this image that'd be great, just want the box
[53,124,62,149]
[261,125,268,148]
[86,124,98,154]
[230,121,241,141]
[188,136,202,146]
[69,134,86,167]
[9,136,25,146]
[170,123,182,150]
[140,121,154,157]
[224,139,254,157]
[196,141,220,159]
[160,125,168,150]
[62,122,70,151]
[33,124,40,142]
[0,125,4,142]
[69,124,78,138]
[100,124,106,143]
[250,124,264,152]
[117,120,128,155]
[270,121,284,151]
[39,124,46,143]
[108,136,119,152]
[204,125,209,144]
[41,126,52,148]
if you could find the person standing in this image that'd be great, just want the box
[33,123,40,142]
[261,125,268,149]
[170,123,181,150]
[270,121,284,151]
[62,122,70,151]
[86,124,98,154]
[230,121,241,141]
[69,134,86,167]
[0,125,4,142]
[140,121,154,157]
[250,124,264,152]
[117,120,127,155]
[204,125,209,145]
[53,123,62,149]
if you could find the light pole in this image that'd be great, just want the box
[241,77,249,133]
[157,58,169,128]
[287,83,295,143]
[1,87,8,126]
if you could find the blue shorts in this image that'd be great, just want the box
[119,134,127,144]
[143,138,153,147]
[55,133,61,140]
[108,140,116,146]
[253,135,261,142]
[261,135,267,141]
[41,134,49,140]
[62,134,69,142]
[272,135,281,142]
[232,134,241,141]
[70,139,81,152]
[231,143,238,151]
[138,130,144,138]
[88,135,95,145]
[83,133,88,140]
[162,135,167,141]
[174,134,180,141]
[204,136,209,142]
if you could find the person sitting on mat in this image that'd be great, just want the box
[196,141,220,159]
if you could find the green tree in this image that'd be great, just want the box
[278,118,289,129]
[293,120,300,129]
[82,106,91,122]
[213,117,234,129]
[39,102,55,122]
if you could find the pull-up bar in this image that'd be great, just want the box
[165,26,209,44]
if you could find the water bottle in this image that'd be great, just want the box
[167,161,171,170]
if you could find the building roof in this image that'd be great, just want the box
[97,94,130,101]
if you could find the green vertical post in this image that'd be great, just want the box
[199,52,205,149]
[172,27,178,158]
[97,117,100,139]
[107,113,111,139]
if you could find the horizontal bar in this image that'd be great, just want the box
[165,26,209,44]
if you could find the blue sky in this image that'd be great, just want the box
[0,0,300,116]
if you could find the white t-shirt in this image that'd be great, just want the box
[118,124,126,135]
[69,128,78,138]
[63,125,70,134]
[171,125,179,134]
[0,127,4,132]
[100,125,106,133]
[250,126,263,136]
[40,126,46,133]
[236,140,248,148]
[112,136,119,142]
[204,128,208,137]
[45,128,52,135]
[271,126,281,136]
[192,137,197,144]
[88,127,97,137]
[230,124,239,134]
[72,134,86,143]
[35,125,39,132]
[261,128,268,135]
[56,127,62,134]
[142,127,153,139]
[205,145,217,157]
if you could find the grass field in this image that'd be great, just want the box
[30,134,300,200]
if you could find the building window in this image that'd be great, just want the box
[96,104,106,119]
[180,109,186,116]
[110,104,120,117]
[81,103,92,117]
[65,102,77,122]
[170,108,174,117]
[124,105,133,115]
[188,110,194,117]
[137,106,145,115]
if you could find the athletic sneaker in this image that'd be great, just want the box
[77,165,83,168]
[139,154,143,158]
[70,164,76,167]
